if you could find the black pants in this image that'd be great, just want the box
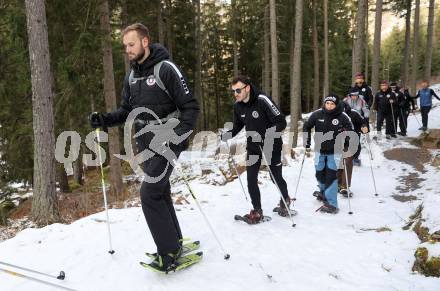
[398,108,409,134]
[246,149,289,210]
[421,106,431,128]
[140,144,184,255]
[377,110,397,135]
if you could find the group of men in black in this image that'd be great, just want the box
[88,23,439,272]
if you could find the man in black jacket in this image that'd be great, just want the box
[221,75,290,223]
[390,82,411,136]
[373,80,397,138]
[351,72,374,108]
[303,95,353,214]
[89,23,199,271]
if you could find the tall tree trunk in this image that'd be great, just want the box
[269,0,280,105]
[25,0,59,225]
[263,5,271,94]
[194,0,203,130]
[371,0,383,94]
[424,0,435,81]
[158,0,165,44]
[290,0,303,148]
[312,0,320,110]
[99,0,124,200]
[411,0,420,95]
[165,0,173,58]
[323,0,329,97]
[353,0,367,78]
[57,163,70,193]
[231,0,239,76]
[401,0,411,88]
[121,0,130,72]
[364,1,369,83]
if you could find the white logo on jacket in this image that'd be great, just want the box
[146,75,156,86]
[332,119,339,125]
[252,111,259,118]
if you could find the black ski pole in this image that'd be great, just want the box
[225,140,249,202]
[258,145,296,227]
[0,268,76,291]
[292,150,307,201]
[342,158,353,215]
[364,133,379,196]
[0,261,65,280]
[95,128,115,254]
[175,161,231,260]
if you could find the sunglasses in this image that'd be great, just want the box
[231,85,248,95]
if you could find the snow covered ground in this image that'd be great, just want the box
[1,87,440,291]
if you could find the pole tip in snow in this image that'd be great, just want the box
[374,193,378,197]
[293,198,297,201]
[224,254,231,260]
[57,271,65,280]
[348,211,353,215]
[292,223,296,227]
[109,250,115,255]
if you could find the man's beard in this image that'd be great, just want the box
[132,47,145,63]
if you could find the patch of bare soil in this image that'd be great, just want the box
[384,148,431,172]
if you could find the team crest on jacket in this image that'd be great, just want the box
[332,119,339,125]
[252,111,259,118]
[146,75,156,86]
[362,88,366,92]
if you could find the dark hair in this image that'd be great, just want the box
[231,75,252,85]
[122,23,150,40]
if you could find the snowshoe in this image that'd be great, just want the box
[140,252,203,274]
[317,203,339,214]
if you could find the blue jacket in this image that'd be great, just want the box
[416,88,440,107]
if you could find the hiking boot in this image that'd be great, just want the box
[353,158,361,166]
[319,203,339,214]
[313,190,327,202]
[150,247,183,272]
[277,198,291,217]
[390,134,397,138]
[244,209,263,224]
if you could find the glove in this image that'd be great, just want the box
[89,112,106,129]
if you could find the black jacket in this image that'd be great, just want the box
[303,102,354,154]
[103,43,199,148]
[373,89,397,113]
[226,84,286,154]
[402,89,416,110]
[343,103,367,134]
[351,83,374,107]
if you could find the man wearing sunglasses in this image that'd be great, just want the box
[221,75,291,223]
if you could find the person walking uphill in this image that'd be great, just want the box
[303,95,353,214]
[373,80,397,138]
[413,80,440,131]
[88,23,199,271]
[221,75,291,223]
